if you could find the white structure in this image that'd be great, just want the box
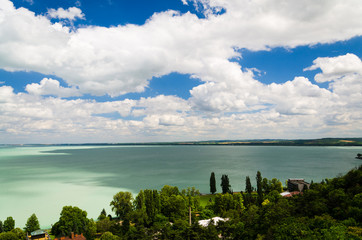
[198,217,229,227]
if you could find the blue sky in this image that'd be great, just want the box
[0,0,361,143]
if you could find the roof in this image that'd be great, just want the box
[31,230,45,236]
[198,217,229,227]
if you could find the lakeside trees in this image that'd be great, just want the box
[51,206,96,239]
[210,172,216,194]
[24,214,40,234]
[3,217,14,233]
[221,174,231,194]
[3,165,362,239]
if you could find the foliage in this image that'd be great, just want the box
[10,228,25,240]
[99,231,121,240]
[96,217,114,234]
[0,232,18,240]
[0,221,3,233]
[256,171,263,205]
[24,214,40,234]
[210,172,216,194]
[3,217,14,232]
[98,209,107,221]
[110,192,133,219]
[11,164,362,239]
[51,206,95,239]
[220,174,231,194]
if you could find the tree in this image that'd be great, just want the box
[0,221,3,233]
[10,228,25,240]
[3,217,15,232]
[110,192,133,219]
[245,176,253,194]
[100,232,120,240]
[221,174,231,194]
[51,206,94,238]
[0,232,18,240]
[210,172,217,194]
[98,209,107,221]
[256,171,263,204]
[24,214,40,234]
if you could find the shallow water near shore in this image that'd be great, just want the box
[0,145,361,228]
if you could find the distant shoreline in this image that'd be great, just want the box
[2,137,362,147]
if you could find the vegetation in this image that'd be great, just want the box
[221,174,231,194]
[210,172,216,194]
[24,214,40,234]
[1,165,362,239]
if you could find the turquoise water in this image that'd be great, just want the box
[0,145,361,228]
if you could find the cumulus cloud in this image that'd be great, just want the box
[1,0,362,97]
[25,78,81,97]
[305,53,362,82]
[0,0,362,142]
[47,7,85,21]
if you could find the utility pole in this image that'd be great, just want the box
[189,206,191,226]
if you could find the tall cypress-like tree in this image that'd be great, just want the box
[256,171,263,204]
[245,176,253,194]
[210,172,216,194]
[24,214,40,234]
[221,174,231,194]
[245,176,253,205]
[0,220,3,233]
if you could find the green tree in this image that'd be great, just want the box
[10,228,25,240]
[245,176,254,206]
[210,172,216,194]
[96,217,114,234]
[98,209,107,221]
[245,176,253,194]
[256,171,263,204]
[100,232,120,240]
[51,206,94,238]
[135,190,145,211]
[0,232,18,240]
[3,217,15,232]
[24,214,40,234]
[221,174,231,194]
[0,221,3,233]
[110,192,133,219]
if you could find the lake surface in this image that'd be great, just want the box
[0,145,361,228]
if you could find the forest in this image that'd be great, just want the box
[0,165,361,239]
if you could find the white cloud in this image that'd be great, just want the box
[47,7,85,21]
[305,53,362,82]
[1,0,362,97]
[0,1,362,142]
[25,78,81,97]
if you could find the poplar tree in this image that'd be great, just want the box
[245,176,253,194]
[221,174,231,194]
[256,171,263,204]
[245,176,253,205]
[210,172,216,194]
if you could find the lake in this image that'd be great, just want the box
[0,145,361,228]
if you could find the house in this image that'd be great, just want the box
[198,217,229,227]
[53,233,86,240]
[287,178,310,192]
[26,230,51,240]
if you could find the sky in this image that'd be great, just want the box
[0,0,361,143]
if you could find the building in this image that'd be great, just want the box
[53,233,86,240]
[198,217,229,227]
[26,230,51,240]
[287,178,310,192]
